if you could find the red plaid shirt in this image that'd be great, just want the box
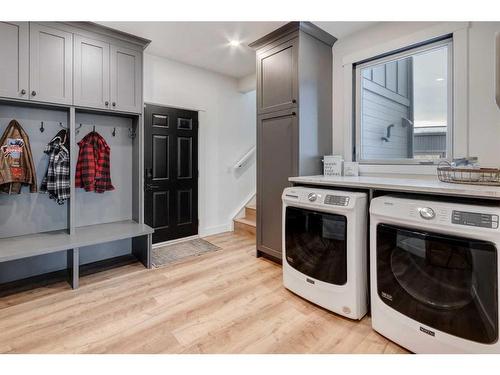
[75,131,114,193]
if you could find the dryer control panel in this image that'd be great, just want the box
[452,210,499,229]
[324,195,350,206]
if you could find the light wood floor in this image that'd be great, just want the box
[0,232,407,354]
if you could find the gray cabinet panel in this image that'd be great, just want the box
[110,45,142,113]
[257,38,298,115]
[257,110,298,259]
[29,23,73,105]
[73,35,110,109]
[0,22,29,100]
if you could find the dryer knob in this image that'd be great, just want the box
[419,207,435,220]
[308,193,317,202]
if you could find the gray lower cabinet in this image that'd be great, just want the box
[29,23,73,105]
[251,22,336,261]
[73,35,110,109]
[256,37,298,115]
[257,109,298,259]
[0,22,29,100]
[110,45,142,113]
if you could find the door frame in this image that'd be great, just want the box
[144,102,200,246]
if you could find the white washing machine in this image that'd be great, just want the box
[370,195,500,353]
[282,187,368,320]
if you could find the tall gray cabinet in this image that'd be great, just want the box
[250,22,336,260]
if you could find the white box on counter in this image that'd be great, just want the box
[323,155,343,176]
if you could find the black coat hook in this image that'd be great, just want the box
[93,125,96,132]
[112,127,116,137]
[39,121,44,133]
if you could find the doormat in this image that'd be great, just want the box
[151,238,221,268]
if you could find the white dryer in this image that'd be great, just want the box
[370,195,500,353]
[282,187,368,320]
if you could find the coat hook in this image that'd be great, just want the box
[75,123,83,135]
[112,127,116,137]
[39,121,45,133]
[128,127,137,139]
[93,125,96,132]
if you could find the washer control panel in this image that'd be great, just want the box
[324,195,350,206]
[452,210,499,229]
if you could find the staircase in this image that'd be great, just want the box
[233,203,256,235]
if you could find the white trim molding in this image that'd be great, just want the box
[342,22,470,175]
[199,223,232,238]
[342,22,470,67]
[228,190,256,231]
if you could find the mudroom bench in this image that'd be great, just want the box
[0,220,153,289]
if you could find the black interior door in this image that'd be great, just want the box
[144,104,198,244]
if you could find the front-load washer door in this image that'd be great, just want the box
[285,206,347,285]
[376,223,498,344]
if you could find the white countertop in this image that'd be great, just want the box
[289,175,500,199]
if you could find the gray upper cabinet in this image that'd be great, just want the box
[29,23,73,105]
[256,37,298,115]
[73,35,110,109]
[0,22,147,112]
[0,22,29,100]
[110,45,142,113]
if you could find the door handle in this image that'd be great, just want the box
[145,183,160,190]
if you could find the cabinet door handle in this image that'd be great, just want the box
[112,102,116,107]
[292,99,297,103]
[20,89,26,95]
[105,101,109,106]
[31,90,36,96]
[292,112,296,116]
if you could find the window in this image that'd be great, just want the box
[354,38,453,164]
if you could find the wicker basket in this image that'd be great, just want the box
[437,162,500,185]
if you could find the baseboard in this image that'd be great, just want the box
[152,234,199,249]
[199,223,232,237]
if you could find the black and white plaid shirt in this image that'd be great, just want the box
[40,133,70,204]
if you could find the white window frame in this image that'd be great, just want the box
[339,22,469,175]
[354,38,454,165]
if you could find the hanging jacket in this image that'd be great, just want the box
[40,129,70,204]
[75,131,114,193]
[0,119,37,194]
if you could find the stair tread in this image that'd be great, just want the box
[234,217,256,227]
[245,203,256,210]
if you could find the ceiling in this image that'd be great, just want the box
[98,21,376,78]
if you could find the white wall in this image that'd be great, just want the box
[332,21,500,170]
[144,54,256,237]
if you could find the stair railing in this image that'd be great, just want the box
[233,146,256,170]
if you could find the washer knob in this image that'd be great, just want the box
[308,192,317,202]
[419,207,435,220]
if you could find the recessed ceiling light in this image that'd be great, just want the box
[436,78,444,81]
[229,40,241,47]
